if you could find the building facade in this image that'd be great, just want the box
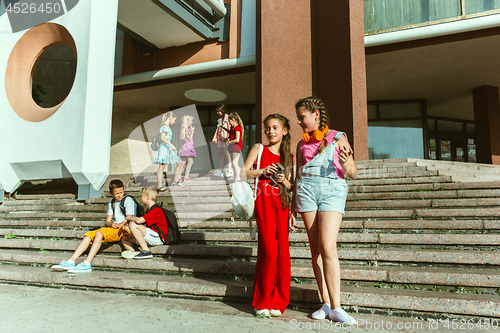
[1,0,500,197]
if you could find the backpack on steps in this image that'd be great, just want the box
[149,203,181,245]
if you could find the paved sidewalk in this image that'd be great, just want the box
[0,283,493,333]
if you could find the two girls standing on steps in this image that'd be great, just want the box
[289,96,358,325]
[243,114,293,318]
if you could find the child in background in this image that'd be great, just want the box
[51,179,136,273]
[155,111,184,189]
[242,114,293,317]
[225,112,244,182]
[122,187,168,259]
[289,96,357,325]
[178,115,196,182]
[211,105,232,178]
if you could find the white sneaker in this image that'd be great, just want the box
[329,307,357,325]
[67,261,92,273]
[121,250,139,259]
[51,259,75,272]
[225,169,234,178]
[255,308,270,317]
[311,303,330,320]
[213,169,223,177]
[270,309,282,317]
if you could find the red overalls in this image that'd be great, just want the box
[252,145,291,313]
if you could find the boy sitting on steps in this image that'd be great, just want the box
[121,187,168,259]
[51,179,137,273]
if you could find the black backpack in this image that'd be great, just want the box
[111,194,145,218]
[149,203,181,245]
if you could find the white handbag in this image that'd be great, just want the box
[230,144,263,239]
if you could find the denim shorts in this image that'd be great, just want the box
[295,176,348,214]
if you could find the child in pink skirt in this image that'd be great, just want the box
[178,115,196,182]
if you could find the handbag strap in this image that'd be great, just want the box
[254,144,264,199]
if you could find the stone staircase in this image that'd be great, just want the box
[0,158,499,319]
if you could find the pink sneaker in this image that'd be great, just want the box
[183,178,191,182]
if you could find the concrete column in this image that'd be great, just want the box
[256,0,313,149]
[311,0,369,160]
[473,85,500,165]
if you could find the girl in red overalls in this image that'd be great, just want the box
[242,114,293,317]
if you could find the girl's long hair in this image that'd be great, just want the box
[228,112,244,140]
[180,115,193,139]
[295,96,329,156]
[216,104,227,117]
[263,113,292,208]
[161,111,175,126]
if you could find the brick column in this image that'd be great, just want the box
[473,85,500,165]
[256,0,313,148]
[311,0,368,160]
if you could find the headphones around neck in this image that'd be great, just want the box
[302,125,329,143]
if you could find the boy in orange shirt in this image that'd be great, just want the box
[51,179,137,273]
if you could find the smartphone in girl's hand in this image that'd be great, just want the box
[270,163,284,184]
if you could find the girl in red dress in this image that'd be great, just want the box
[242,114,293,317]
[226,112,244,182]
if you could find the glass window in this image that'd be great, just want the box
[427,119,435,131]
[364,0,461,32]
[368,104,377,120]
[379,103,421,119]
[466,123,475,135]
[465,0,500,14]
[437,120,464,134]
[368,120,424,159]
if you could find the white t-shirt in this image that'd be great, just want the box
[106,196,137,223]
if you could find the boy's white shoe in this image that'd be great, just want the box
[51,259,75,272]
[225,169,234,178]
[213,169,223,177]
[121,250,140,259]
[329,307,357,325]
[311,303,330,320]
[67,261,92,273]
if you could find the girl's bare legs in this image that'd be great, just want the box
[184,157,194,179]
[174,161,183,183]
[217,147,225,172]
[178,158,187,180]
[232,152,241,182]
[301,211,330,306]
[318,211,343,309]
[157,164,164,188]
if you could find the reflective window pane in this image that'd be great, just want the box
[437,120,464,134]
[368,104,377,120]
[466,123,475,135]
[379,103,421,119]
[465,0,500,14]
[427,119,435,131]
[364,0,461,32]
[368,120,424,159]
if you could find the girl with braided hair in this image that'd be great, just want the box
[289,96,357,324]
[242,114,293,317]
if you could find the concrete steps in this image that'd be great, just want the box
[1,264,498,318]
[1,159,500,318]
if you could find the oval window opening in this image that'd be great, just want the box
[32,44,77,108]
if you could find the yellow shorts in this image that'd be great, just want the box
[84,227,129,243]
